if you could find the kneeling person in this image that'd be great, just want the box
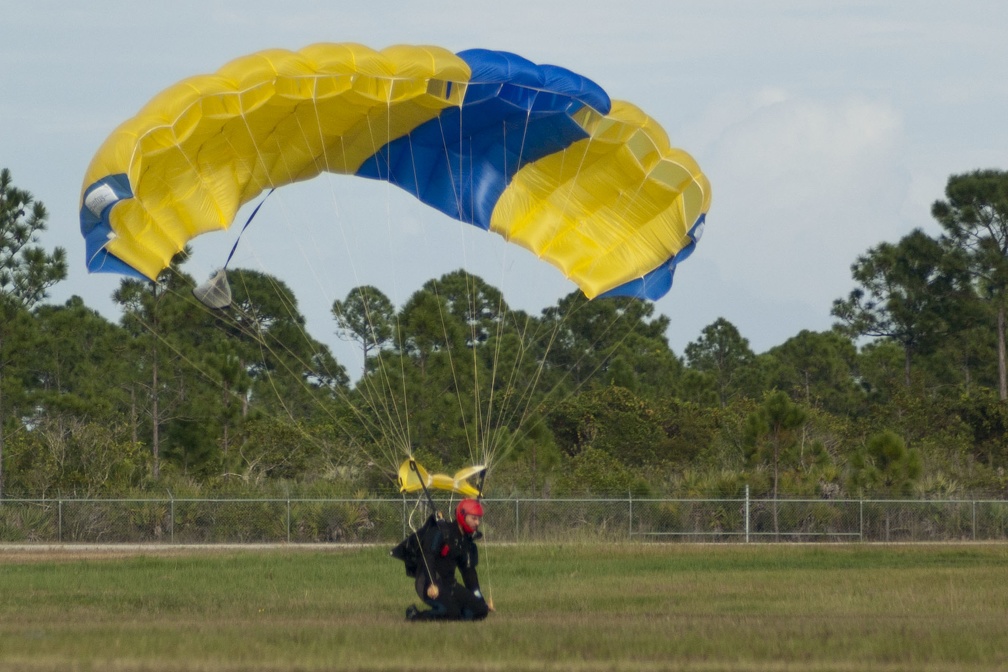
[402,499,490,621]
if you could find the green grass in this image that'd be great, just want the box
[1,543,1006,671]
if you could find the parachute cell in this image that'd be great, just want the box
[80,43,711,300]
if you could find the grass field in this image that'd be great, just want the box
[1,542,1006,671]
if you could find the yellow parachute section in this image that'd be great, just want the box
[80,44,468,281]
[397,459,485,499]
[492,100,710,298]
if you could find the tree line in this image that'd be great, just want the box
[2,167,1008,500]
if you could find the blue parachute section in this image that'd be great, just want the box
[355,49,611,230]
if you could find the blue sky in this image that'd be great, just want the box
[3,1,1007,373]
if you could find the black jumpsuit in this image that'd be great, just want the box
[410,517,489,621]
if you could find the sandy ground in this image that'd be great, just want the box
[0,543,372,562]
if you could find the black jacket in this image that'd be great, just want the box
[414,516,481,598]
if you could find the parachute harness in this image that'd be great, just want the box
[405,496,437,590]
[404,459,451,595]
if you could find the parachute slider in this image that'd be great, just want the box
[397,459,485,499]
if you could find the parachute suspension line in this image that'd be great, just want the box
[404,488,437,592]
[387,97,423,467]
[215,274,315,428]
[382,94,415,469]
[458,106,538,469]
[492,115,600,449]
[305,96,413,471]
[327,94,415,475]
[473,274,495,469]
[285,101,351,300]
[473,120,639,467]
[480,109,538,467]
[476,120,513,470]
[405,118,483,475]
[479,287,511,468]
[483,308,532,465]
[463,115,483,471]
[459,135,484,470]
[189,108,353,440]
[458,111,509,474]
[240,111,350,424]
[302,107,421,463]
[421,106,483,474]
[193,209,384,457]
[473,120,512,470]
[456,315,565,473]
[451,116,504,473]
[404,492,435,601]
[482,311,560,466]
[416,103,580,476]
[123,282,355,474]
[385,95,415,469]
[310,92,400,449]
[456,109,484,470]
[491,115,616,457]
[464,107,543,470]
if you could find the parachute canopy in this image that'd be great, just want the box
[80,44,711,300]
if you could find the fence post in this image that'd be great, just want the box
[515,498,520,541]
[859,499,864,541]
[745,485,750,543]
[628,492,633,539]
[58,499,63,543]
[973,500,977,540]
[286,499,291,544]
[170,494,175,544]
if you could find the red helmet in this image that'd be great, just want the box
[456,499,484,534]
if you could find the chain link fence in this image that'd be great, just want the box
[1,493,1007,544]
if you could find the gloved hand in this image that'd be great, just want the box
[426,583,440,600]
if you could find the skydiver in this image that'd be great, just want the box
[396,499,491,621]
